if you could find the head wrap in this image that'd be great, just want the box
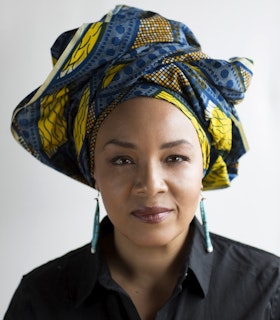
[11,5,253,190]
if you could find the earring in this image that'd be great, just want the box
[200,196,213,253]
[91,192,100,254]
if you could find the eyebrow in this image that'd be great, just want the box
[160,139,193,149]
[103,139,137,150]
[103,139,193,150]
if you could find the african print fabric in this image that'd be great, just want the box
[11,5,253,190]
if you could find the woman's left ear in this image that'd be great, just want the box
[92,171,99,191]
[94,179,99,191]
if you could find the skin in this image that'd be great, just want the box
[93,97,204,319]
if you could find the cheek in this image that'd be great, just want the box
[94,163,132,198]
[175,163,203,186]
[171,165,203,202]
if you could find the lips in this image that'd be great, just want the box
[131,206,172,224]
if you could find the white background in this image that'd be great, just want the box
[1,0,279,316]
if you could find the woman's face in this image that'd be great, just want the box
[94,97,203,248]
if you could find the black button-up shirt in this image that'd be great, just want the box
[4,217,280,319]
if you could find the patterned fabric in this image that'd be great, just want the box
[11,5,253,190]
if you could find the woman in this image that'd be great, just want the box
[5,5,280,319]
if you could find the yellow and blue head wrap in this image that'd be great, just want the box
[11,5,253,190]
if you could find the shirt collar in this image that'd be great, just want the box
[74,216,213,306]
[74,218,113,307]
[183,217,214,298]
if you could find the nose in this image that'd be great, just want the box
[133,161,168,196]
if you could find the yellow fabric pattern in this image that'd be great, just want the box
[132,15,173,49]
[60,22,103,78]
[155,90,210,171]
[143,65,188,94]
[206,102,232,151]
[231,113,249,151]
[202,155,230,190]
[162,52,209,65]
[38,87,68,158]
[74,85,90,157]
[102,64,127,89]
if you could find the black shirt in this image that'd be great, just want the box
[4,217,280,319]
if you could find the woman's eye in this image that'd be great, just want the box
[166,155,189,163]
[111,156,134,165]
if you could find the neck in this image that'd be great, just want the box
[102,226,191,320]
[104,227,189,283]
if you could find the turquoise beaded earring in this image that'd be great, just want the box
[200,196,213,253]
[91,192,100,253]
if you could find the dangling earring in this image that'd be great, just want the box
[91,192,100,254]
[200,195,213,253]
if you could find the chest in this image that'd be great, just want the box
[74,283,270,320]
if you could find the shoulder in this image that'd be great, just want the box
[4,244,101,318]
[16,243,97,305]
[22,243,92,282]
[211,232,280,269]
[210,232,280,292]
[208,233,280,317]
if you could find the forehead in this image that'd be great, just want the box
[96,97,200,148]
[97,97,198,138]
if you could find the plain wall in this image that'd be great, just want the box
[1,0,279,316]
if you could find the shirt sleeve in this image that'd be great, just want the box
[271,276,280,320]
[4,277,35,320]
